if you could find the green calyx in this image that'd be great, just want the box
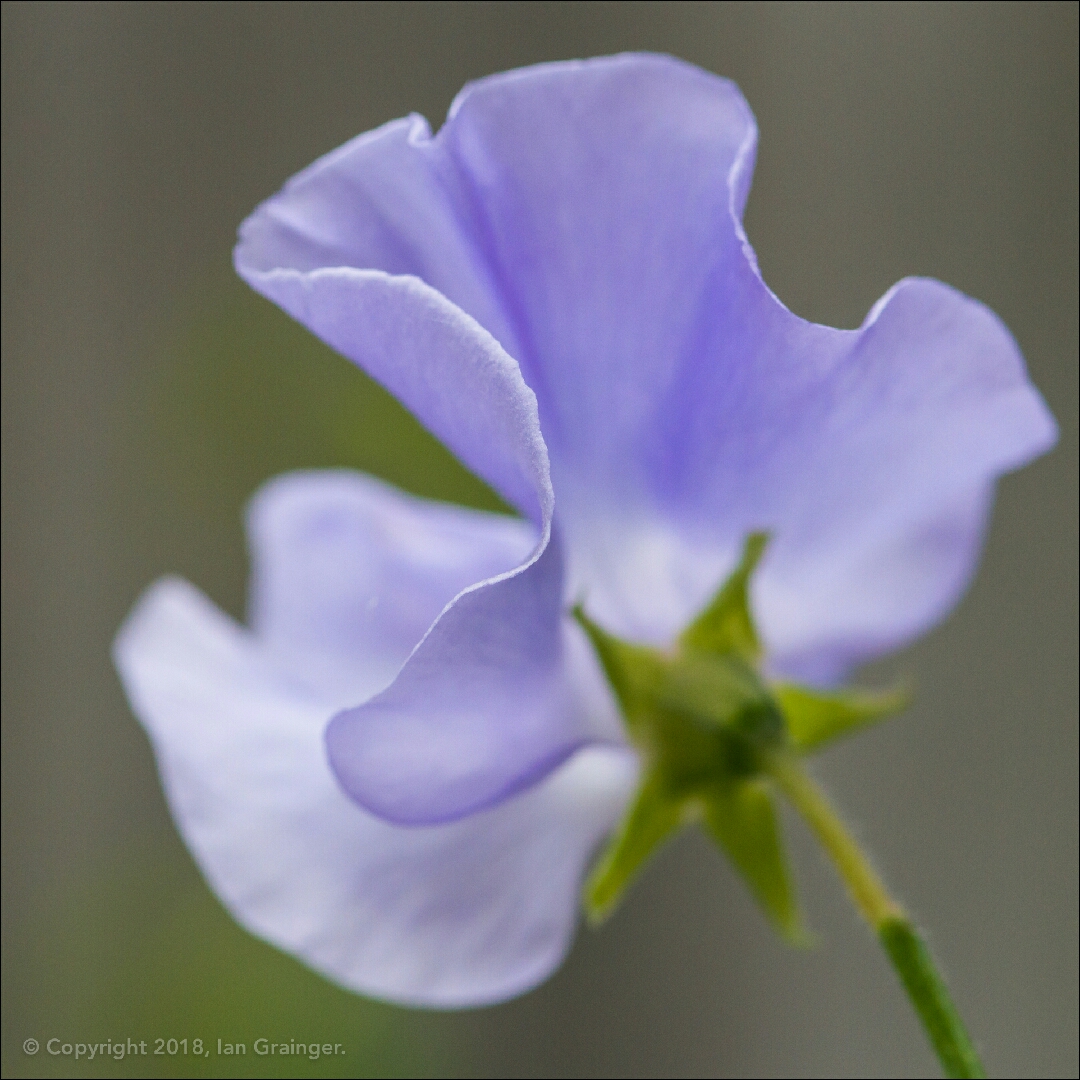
[575,532,906,941]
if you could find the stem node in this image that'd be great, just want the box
[764,752,985,1079]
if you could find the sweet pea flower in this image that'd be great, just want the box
[114,54,1055,1009]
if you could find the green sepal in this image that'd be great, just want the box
[702,778,809,944]
[575,602,785,785]
[776,683,910,753]
[656,651,772,726]
[572,604,667,743]
[584,773,685,923]
[576,533,896,945]
[680,532,769,661]
[577,568,800,929]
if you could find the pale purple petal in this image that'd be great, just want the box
[237,269,549,525]
[746,281,1056,681]
[570,274,1058,673]
[233,54,1054,680]
[113,578,637,1008]
[233,54,755,516]
[234,112,523,361]
[442,57,1054,675]
[235,122,539,519]
[437,55,756,476]
[230,271,609,818]
[243,467,625,827]
[326,534,626,825]
[566,275,1056,682]
[246,470,535,709]
[432,57,1056,674]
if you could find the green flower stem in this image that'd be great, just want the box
[764,752,986,1079]
[764,752,900,926]
[878,917,986,1080]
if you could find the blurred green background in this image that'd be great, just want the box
[3,4,1076,1077]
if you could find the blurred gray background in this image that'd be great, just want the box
[3,3,1076,1077]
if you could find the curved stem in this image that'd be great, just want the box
[764,752,986,1080]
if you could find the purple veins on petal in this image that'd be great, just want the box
[235,53,1055,689]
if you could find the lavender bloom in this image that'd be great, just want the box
[114,55,1055,1007]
